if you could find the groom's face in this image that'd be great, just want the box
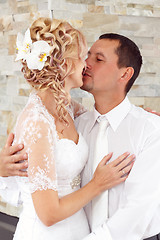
[81,39,123,95]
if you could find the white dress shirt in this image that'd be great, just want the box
[0,176,22,207]
[75,97,160,240]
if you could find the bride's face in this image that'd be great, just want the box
[64,49,87,91]
[63,38,88,92]
[69,58,86,89]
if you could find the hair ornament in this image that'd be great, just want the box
[15,28,52,71]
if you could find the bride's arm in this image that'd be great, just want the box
[33,153,134,227]
[26,118,134,227]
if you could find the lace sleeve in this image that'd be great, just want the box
[70,99,88,118]
[23,117,57,193]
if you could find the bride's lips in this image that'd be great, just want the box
[82,68,86,76]
[82,70,92,78]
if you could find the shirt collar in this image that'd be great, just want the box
[88,97,132,133]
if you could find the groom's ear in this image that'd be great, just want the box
[120,67,134,84]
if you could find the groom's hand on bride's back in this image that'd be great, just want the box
[0,133,28,177]
[144,107,160,116]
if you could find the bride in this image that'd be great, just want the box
[0,17,134,239]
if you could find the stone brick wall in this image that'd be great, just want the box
[0,0,160,216]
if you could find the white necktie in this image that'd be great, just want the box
[92,118,109,231]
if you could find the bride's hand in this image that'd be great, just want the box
[92,152,135,193]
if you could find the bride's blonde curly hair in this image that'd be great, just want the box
[21,17,87,124]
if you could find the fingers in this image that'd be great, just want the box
[107,152,135,184]
[111,152,130,167]
[8,161,28,177]
[98,153,113,166]
[116,174,128,185]
[7,144,24,156]
[120,160,134,177]
[16,161,28,170]
[152,111,160,116]
[10,152,28,164]
[17,171,28,177]
[5,133,14,147]
[11,170,28,177]
[116,154,135,172]
[4,133,24,155]
[112,153,135,179]
[112,164,133,186]
[93,152,135,192]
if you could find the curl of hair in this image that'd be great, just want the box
[21,17,87,124]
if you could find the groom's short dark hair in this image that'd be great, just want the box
[99,33,143,93]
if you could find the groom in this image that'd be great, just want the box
[1,33,160,240]
[75,33,160,240]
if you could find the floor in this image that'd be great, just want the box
[0,212,18,240]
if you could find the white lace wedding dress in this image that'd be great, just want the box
[2,92,90,239]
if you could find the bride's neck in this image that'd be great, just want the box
[37,87,71,118]
[37,89,57,117]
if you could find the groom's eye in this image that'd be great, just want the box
[96,58,103,62]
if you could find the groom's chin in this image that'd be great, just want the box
[80,85,89,92]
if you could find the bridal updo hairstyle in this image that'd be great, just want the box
[21,17,87,124]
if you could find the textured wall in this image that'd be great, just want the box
[0,0,160,216]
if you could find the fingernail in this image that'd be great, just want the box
[125,152,130,155]
[18,144,23,149]
[23,153,28,158]
[24,161,28,167]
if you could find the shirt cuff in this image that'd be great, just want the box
[0,177,7,189]
[0,188,22,207]
[0,177,22,207]
[83,222,112,240]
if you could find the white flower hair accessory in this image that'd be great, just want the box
[15,28,52,70]
[15,28,32,61]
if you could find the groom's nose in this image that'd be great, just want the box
[85,58,92,70]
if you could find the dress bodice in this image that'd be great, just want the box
[13,91,88,199]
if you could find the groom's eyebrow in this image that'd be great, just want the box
[88,50,106,59]
[96,52,105,58]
